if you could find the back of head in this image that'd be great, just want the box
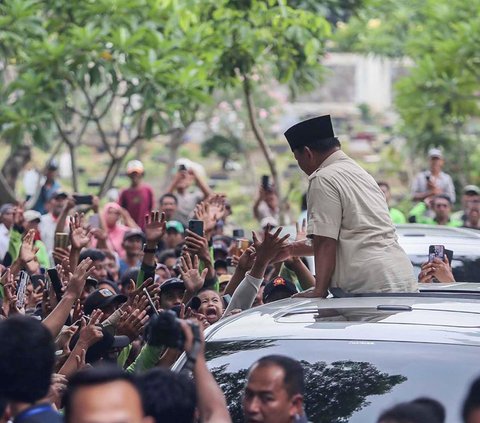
[252,355,304,397]
[463,377,480,422]
[0,316,55,403]
[411,397,445,423]
[137,368,196,423]
[63,364,137,423]
[377,402,441,423]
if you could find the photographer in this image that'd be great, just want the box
[139,317,231,423]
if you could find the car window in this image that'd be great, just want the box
[201,339,478,423]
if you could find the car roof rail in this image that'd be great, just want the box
[329,287,480,300]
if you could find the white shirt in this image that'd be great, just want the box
[39,213,58,255]
[0,223,10,262]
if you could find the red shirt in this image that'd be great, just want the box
[118,184,154,229]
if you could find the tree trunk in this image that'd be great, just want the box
[98,158,121,198]
[67,143,79,192]
[1,145,32,192]
[162,128,186,192]
[242,75,285,224]
[0,172,17,205]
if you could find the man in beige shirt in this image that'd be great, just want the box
[282,115,417,297]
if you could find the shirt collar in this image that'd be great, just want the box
[308,150,347,180]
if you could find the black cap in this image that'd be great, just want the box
[84,289,127,315]
[263,277,298,302]
[214,259,228,270]
[284,115,335,151]
[123,230,146,243]
[159,277,185,292]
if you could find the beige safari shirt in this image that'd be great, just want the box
[307,150,417,293]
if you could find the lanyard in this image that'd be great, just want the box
[14,404,53,423]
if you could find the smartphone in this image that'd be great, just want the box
[47,268,63,302]
[188,219,204,237]
[72,194,93,205]
[30,274,45,290]
[55,233,70,250]
[16,271,29,309]
[237,238,250,251]
[233,229,245,239]
[143,288,159,315]
[178,164,187,172]
[261,175,270,190]
[226,257,233,267]
[428,245,445,262]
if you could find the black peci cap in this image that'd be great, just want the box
[284,115,335,151]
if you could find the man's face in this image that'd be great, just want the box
[429,156,444,172]
[52,196,67,216]
[216,266,228,277]
[465,194,480,211]
[160,198,177,219]
[106,258,119,280]
[264,191,278,209]
[92,259,108,281]
[128,172,143,185]
[24,220,40,232]
[68,380,152,423]
[243,364,302,423]
[433,198,451,220]
[1,209,15,228]
[163,257,178,277]
[165,230,183,249]
[160,287,185,310]
[176,171,193,190]
[123,236,143,256]
[293,148,315,176]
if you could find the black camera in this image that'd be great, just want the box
[145,310,185,349]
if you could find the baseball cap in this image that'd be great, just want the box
[126,160,144,174]
[213,242,228,253]
[47,160,59,171]
[123,229,146,243]
[166,221,185,234]
[0,203,15,215]
[159,277,185,292]
[214,259,228,270]
[263,277,298,303]
[428,148,443,159]
[463,185,480,196]
[218,274,232,289]
[83,288,127,315]
[23,210,42,223]
[48,191,68,201]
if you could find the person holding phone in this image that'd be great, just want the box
[253,176,281,225]
[282,115,417,297]
[165,162,213,227]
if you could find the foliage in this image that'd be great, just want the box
[201,134,243,168]
[332,0,480,184]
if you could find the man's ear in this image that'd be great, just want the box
[303,146,314,160]
[289,394,304,417]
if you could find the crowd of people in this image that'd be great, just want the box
[0,115,478,422]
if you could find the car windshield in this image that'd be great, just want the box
[200,339,478,423]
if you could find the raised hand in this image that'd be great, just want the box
[185,230,211,264]
[252,225,290,265]
[78,309,104,347]
[20,229,39,264]
[236,246,256,271]
[70,213,92,250]
[52,247,70,266]
[116,308,149,341]
[180,254,208,294]
[144,210,166,245]
[65,258,94,299]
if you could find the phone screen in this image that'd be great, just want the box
[47,268,63,302]
[188,219,204,237]
[428,245,445,262]
[16,271,29,308]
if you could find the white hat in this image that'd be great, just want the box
[23,210,42,223]
[126,160,144,174]
[428,148,443,159]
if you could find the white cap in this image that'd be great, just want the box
[126,160,144,174]
[428,148,443,159]
[23,210,42,222]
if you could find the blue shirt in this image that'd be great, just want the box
[14,403,62,423]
